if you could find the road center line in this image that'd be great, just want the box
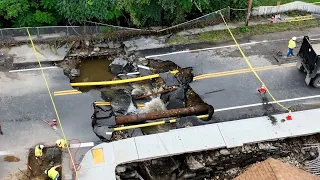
[9,66,58,73]
[215,94,320,112]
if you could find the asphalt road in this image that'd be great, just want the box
[0,67,100,179]
[152,39,320,123]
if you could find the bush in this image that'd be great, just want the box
[240,25,249,33]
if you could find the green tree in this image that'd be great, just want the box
[116,0,162,27]
[0,0,60,27]
[57,0,120,23]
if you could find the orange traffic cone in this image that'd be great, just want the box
[52,119,57,130]
[258,85,266,94]
[286,111,292,120]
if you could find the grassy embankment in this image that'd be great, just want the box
[168,18,320,45]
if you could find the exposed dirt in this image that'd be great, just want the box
[28,147,62,180]
[148,59,178,74]
[4,155,20,162]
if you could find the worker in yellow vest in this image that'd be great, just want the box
[45,165,61,180]
[34,144,44,159]
[56,139,68,152]
[287,37,297,57]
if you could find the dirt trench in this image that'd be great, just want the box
[27,147,62,180]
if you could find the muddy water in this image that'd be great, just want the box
[71,58,114,92]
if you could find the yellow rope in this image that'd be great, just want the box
[26,29,79,179]
[219,11,291,112]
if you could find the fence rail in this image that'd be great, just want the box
[0,7,230,44]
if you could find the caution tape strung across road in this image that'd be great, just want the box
[26,29,79,179]
[219,11,291,112]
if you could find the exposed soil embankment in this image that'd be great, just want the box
[116,134,320,180]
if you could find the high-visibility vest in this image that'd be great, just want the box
[57,139,67,148]
[288,40,296,49]
[35,145,43,157]
[48,167,59,180]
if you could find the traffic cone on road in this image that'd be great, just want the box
[258,85,266,94]
[52,119,57,130]
[286,111,292,120]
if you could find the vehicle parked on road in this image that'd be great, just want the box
[297,36,320,88]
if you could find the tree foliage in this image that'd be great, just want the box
[0,0,262,28]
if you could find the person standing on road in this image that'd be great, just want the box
[45,165,61,180]
[287,37,297,57]
[56,139,68,152]
[35,144,44,159]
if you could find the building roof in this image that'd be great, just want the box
[234,158,320,180]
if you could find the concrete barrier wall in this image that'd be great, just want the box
[252,1,320,16]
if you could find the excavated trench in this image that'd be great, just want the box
[27,147,62,180]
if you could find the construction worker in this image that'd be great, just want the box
[45,164,61,180]
[287,37,297,57]
[35,144,44,159]
[56,139,67,152]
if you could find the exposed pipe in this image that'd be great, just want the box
[115,105,211,125]
[113,114,209,131]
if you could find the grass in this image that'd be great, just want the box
[167,19,320,45]
[258,0,320,6]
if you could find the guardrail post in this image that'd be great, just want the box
[0,29,3,39]
[67,27,69,35]
[37,27,40,37]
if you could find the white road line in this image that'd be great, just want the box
[145,34,320,58]
[9,66,58,73]
[0,151,13,156]
[69,142,95,148]
[215,94,320,112]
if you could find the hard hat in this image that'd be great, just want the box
[292,37,297,41]
[56,140,61,145]
[44,170,48,175]
[39,145,44,149]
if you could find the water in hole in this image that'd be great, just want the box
[72,58,114,92]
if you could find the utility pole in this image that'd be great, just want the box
[245,0,253,26]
